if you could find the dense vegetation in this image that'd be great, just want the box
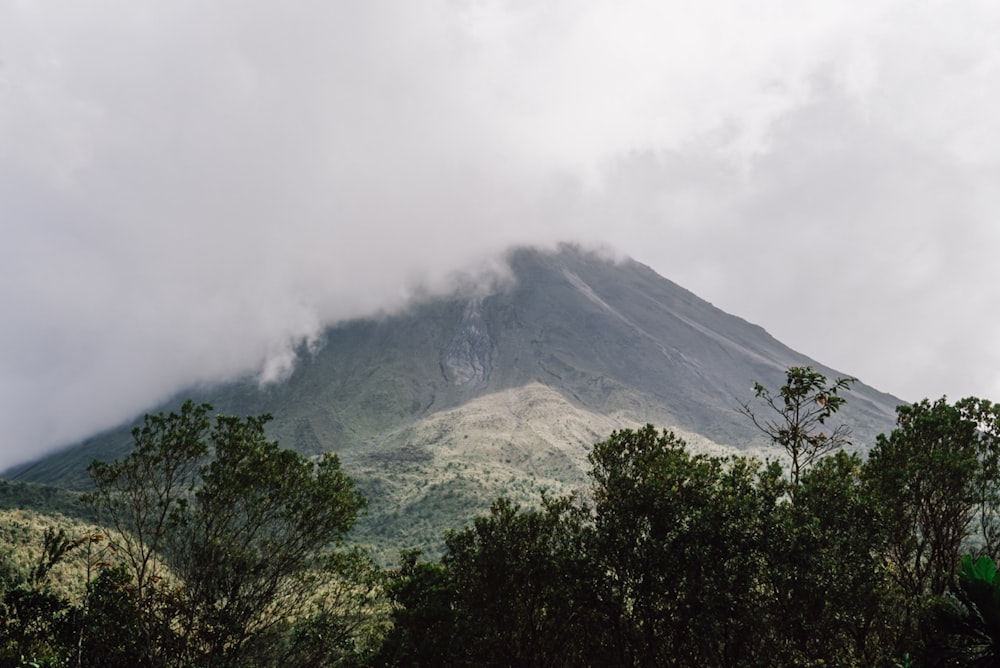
[1,402,381,667]
[4,368,1000,666]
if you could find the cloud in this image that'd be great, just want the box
[3,0,1000,468]
[591,79,1000,405]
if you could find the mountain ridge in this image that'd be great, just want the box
[4,244,904,555]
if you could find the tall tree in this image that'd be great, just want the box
[739,366,856,486]
[865,398,985,601]
[764,451,895,665]
[0,527,82,665]
[86,401,368,667]
[375,551,461,667]
[862,396,1000,662]
[440,495,610,667]
[958,397,1000,557]
[86,400,211,663]
[168,412,366,664]
[378,496,610,667]
[588,424,783,666]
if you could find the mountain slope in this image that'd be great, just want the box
[5,245,903,555]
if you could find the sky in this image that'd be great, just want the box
[3,0,1000,470]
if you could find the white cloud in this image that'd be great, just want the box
[3,0,1000,468]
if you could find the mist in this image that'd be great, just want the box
[4,1,1000,469]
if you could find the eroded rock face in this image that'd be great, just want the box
[442,298,494,387]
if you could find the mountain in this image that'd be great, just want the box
[5,245,903,556]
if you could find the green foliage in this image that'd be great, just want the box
[243,548,389,667]
[445,496,609,667]
[13,378,1000,666]
[377,550,460,665]
[0,527,99,666]
[849,396,1000,663]
[73,563,147,667]
[86,400,211,614]
[168,412,366,663]
[925,555,1000,666]
[0,479,95,522]
[381,420,891,667]
[765,451,895,664]
[961,398,1000,558]
[380,405,950,667]
[961,554,1000,584]
[379,496,608,667]
[589,425,786,666]
[740,366,856,485]
[81,400,371,667]
[0,569,69,665]
[866,397,1000,600]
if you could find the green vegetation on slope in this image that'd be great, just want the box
[378,375,1000,667]
[4,367,998,666]
[2,401,382,667]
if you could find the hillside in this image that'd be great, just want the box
[4,245,903,555]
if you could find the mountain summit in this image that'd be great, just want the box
[7,245,902,553]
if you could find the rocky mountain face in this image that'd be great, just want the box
[6,245,904,556]
[441,297,494,388]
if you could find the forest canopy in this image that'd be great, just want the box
[4,368,1000,667]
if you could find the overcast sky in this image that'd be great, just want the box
[3,1,1000,470]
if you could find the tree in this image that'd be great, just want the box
[169,412,366,664]
[86,400,368,667]
[739,366,856,486]
[72,563,147,667]
[924,555,1000,667]
[86,400,211,664]
[958,398,1000,558]
[442,496,610,667]
[764,451,895,665]
[865,398,986,601]
[0,528,79,665]
[376,550,462,666]
[588,424,784,666]
[259,549,388,667]
[376,495,612,668]
[862,396,1000,662]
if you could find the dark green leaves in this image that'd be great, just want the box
[741,366,856,485]
[84,400,368,667]
[962,555,1000,585]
